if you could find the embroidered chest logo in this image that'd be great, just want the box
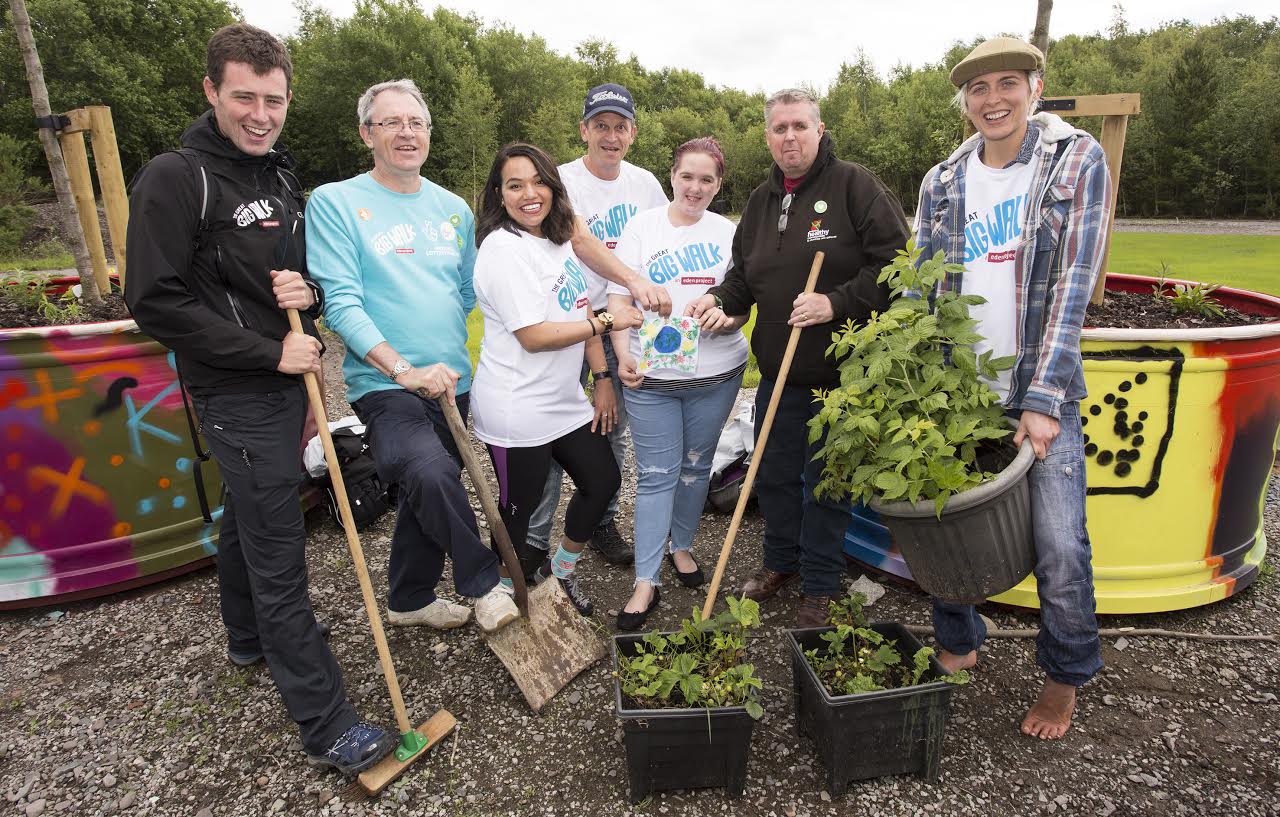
[234,199,275,227]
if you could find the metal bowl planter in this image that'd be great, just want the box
[0,278,223,607]
[868,437,1036,604]
[787,623,957,795]
[846,274,1280,614]
[612,633,755,803]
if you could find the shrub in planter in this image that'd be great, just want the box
[611,596,763,802]
[809,241,1036,601]
[788,592,967,794]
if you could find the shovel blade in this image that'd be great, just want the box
[484,579,606,712]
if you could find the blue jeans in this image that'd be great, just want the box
[755,378,851,596]
[625,373,744,585]
[931,403,1103,686]
[526,334,627,550]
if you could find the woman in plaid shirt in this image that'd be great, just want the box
[914,37,1112,740]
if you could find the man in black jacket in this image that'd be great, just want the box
[688,88,909,627]
[125,23,393,775]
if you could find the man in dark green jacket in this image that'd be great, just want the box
[688,88,909,627]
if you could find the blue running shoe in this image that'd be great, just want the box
[306,721,395,775]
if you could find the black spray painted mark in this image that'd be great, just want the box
[94,376,138,417]
[1081,347,1183,499]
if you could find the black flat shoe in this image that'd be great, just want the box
[616,587,661,632]
[666,551,705,589]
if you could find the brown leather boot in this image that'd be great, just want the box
[795,593,837,628]
[740,567,798,601]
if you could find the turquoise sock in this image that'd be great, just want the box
[551,545,583,579]
[499,577,514,590]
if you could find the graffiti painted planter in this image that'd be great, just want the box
[845,274,1280,614]
[0,298,222,606]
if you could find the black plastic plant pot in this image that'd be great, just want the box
[612,634,755,803]
[786,623,956,796]
[870,436,1036,603]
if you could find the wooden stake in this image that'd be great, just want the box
[57,126,110,297]
[702,251,825,619]
[87,106,129,290]
[1091,113,1131,305]
[7,0,100,304]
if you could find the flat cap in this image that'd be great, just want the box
[950,37,1045,87]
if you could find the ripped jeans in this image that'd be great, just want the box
[623,372,743,585]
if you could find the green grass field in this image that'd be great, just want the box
[464,232,1276,390]
[1106,233,1279,295]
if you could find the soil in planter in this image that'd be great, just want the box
[1086,289,1274,330]
[0,289,129,328]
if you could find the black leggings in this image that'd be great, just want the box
[485,422,621,579]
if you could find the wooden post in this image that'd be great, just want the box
[57,123,110,297]
[86,106,129,290]
[1040,93,1141,305]
[7,0,100,303]
[1092,114,1130,304]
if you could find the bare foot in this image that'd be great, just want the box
[623,582,656,615]
[669,549,698,573]
[1021,678,1077,740]
[937,649,977,674]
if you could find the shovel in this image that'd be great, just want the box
[701,251,825,617]
[439,398,607,712]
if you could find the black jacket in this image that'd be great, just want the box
[711,132,909,387]
[125,110,322,396]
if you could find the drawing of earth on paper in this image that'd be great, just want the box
[638,317,699,375]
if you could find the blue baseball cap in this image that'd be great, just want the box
[582,83,636,121]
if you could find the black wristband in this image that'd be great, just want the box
[592,370,612,381]
[588,317,597,336]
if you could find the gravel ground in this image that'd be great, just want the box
[2,343,1278,817]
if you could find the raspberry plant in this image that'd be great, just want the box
[614,595,764,719]
[808,240,1013,517]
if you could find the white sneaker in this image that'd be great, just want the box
[474,583,520,633]
[386,598,471,629]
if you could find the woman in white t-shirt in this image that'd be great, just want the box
[606,137,750,630]
[471,142,643,617]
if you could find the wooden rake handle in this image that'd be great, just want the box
[286,308,412,736]
[438,399,530,617]
[701,251,825,618]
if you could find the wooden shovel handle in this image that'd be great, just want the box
[701,251,825,618]
[286,308,412,736]
[438,399,530,617]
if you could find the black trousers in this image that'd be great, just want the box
[484,421,621,579]
[195,384,355,754]
[352,389,501,612]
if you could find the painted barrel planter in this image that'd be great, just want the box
[0,289,224,607]
[845,274,1280,614]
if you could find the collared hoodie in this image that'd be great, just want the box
[710,132,910,387]
[125,109,323,395]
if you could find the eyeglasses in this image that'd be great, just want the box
[777,193,794,242]
[367,118,431,133]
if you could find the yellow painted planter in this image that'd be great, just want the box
[845,274,1280,614]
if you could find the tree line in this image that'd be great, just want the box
[1,0,1276,219]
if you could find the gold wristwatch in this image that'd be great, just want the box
[596,311,615,332]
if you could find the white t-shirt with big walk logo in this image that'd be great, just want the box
[471,229,595,447]
[961,150,1035,402]
[608,206,749,380]
[558,157,668,308]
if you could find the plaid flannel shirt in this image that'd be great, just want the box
[913,113,1114,418]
